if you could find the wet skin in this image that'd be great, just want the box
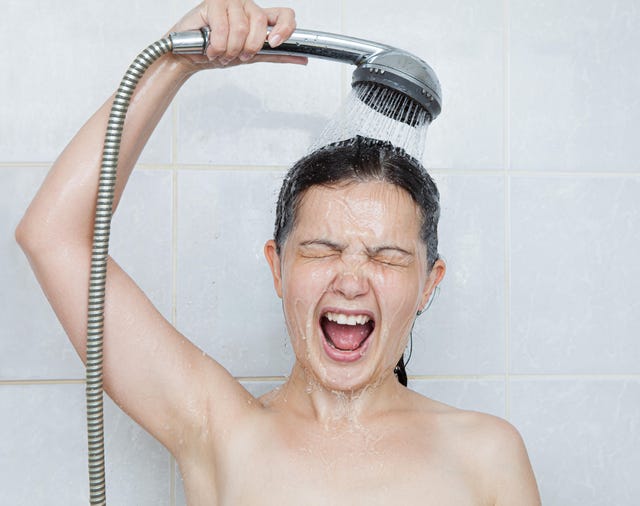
[265,181,443,395]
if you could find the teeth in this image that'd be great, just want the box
[325,312,371,326]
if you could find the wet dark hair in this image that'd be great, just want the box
[274,135,441,386]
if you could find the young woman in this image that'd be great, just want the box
[16,1,540,504]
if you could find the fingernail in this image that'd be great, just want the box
[269,33,282,47]
[219,57,231,66]
[239,52,252,62]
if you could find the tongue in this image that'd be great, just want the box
[322,319,372,351]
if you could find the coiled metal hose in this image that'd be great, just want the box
[87,27,213,504]
[87,36,172,506]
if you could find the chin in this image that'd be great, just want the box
[309,358,387,394]
[290,313,399,393]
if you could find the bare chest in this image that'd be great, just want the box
[182,423,485,506]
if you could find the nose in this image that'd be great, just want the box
[331,260,370,300]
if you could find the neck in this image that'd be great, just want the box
[276,362,407,428]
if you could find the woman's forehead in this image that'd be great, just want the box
[293,181,422,242]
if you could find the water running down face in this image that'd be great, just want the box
[265,181,443,393]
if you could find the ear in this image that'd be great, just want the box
[264,239,283,298]
[419,258,446,312]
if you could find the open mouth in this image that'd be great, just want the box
[320,311,375,353]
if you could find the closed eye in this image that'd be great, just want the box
[371,255,412,267]
[368,247,414,267]
[298,239,343,259]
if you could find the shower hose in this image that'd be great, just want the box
[86,29,209,505]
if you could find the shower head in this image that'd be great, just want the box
[351,50,441,125]
[258,29,442,125]
[170,28,442,125]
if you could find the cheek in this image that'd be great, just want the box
[372,266,423,308]
[280,261,335,334]
[371,267,425,345]
[283,260,334,300]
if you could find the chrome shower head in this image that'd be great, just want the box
[257,29,442,125]
[351,49,441,125]
[170,27,442,127]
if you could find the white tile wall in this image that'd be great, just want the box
[410,379,506,418]
[0,384,87,505]
[510,0,640,172]
[3,0,640,504]
[510,378,640,505]
[510,175,640,374]
[102,395,173,505]
[175,169,293,376]
[175,0,343,167]
[408,174,506,375]
[0,383,170,505]
[0,0,176,164]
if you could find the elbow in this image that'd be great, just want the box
[16,206,92,265]
[15,213,35,253]
[15,210,50,258]
[16,208,92,266]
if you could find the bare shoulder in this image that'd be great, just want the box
[466,412,541,505]
[409,391,523,451]
[408,390,525,452]
[408,391,541,505]
[447,405,526,458]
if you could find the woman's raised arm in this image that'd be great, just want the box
[15,0,302,458]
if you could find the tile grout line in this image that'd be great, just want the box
[2,373,639,387]
[170,61,179,506]
[408,373,640,381]
[171,162,179,328]
[170,453,177,506]
[235,376,289,383]
[0,379,85,386]
[157,167,640,177]
[339,0,349,100]
[170,155,179,506]
[6,160,636,177]
[150,164,287,173]
[503,0,512,421]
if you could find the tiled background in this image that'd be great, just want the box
[1,0,639,504]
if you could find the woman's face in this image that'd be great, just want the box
[265,180,444,392]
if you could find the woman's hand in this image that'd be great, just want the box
[170,0,307,70]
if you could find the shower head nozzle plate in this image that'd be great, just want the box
[352,50,442,124]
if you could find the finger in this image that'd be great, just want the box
[264,7,296,47]
[181,50,307,72]
[224,2,250,61]
[248,54,308,66]
[206,2,230,60]
[240,2,269,61]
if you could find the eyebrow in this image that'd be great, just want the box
[298,240,413,257]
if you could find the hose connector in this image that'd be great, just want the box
[170,27,210,54]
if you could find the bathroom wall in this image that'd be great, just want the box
[1,0,639,504]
